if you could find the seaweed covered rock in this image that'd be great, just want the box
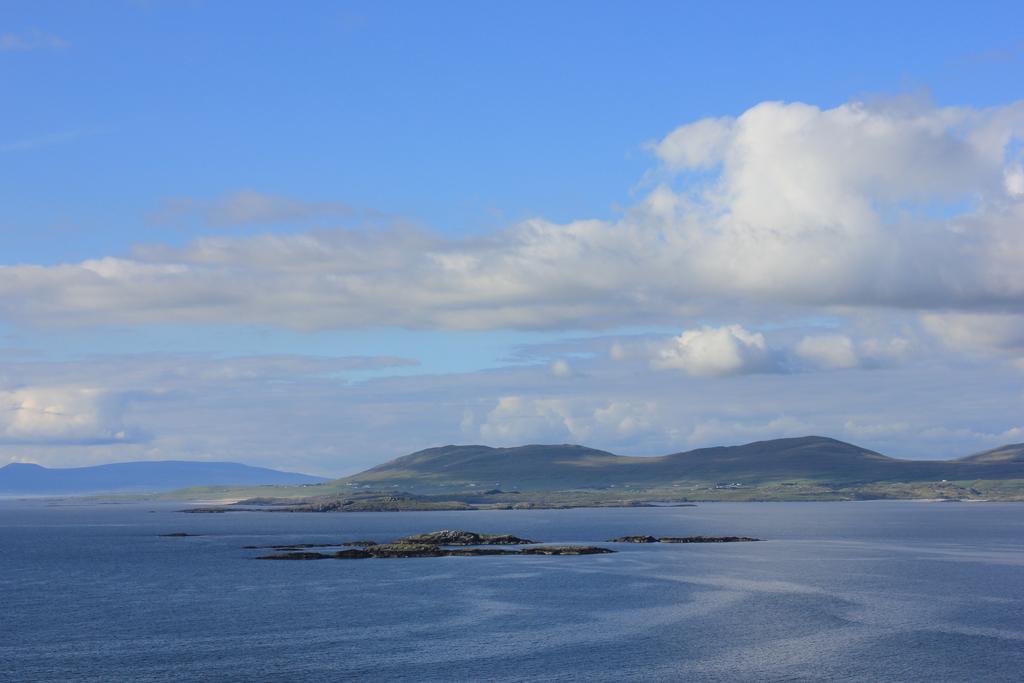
[607,535,659,543]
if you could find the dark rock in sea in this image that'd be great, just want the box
[396,529,537,545]
[607,535,659,543]
[445,548,520,556]
[365,543,447,558]
[341,540,379,546]
[519,546,615,555]
[159,532,199,537]
[658,536,761,543]
[257,552,331,560]
[257,544,613,559]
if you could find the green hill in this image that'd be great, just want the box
[335,436,1024,492]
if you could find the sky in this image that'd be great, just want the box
[2,1,1023,475]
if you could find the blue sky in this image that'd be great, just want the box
[2,2,1023,474]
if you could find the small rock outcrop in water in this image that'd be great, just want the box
[365,543,447,558]
[519,546,614,555]
[257,544,611,560]
[159,532,199,537]
[396,529,537,545]
[258,552,332,560]
[606,535,761,543]
[251,530,613,560]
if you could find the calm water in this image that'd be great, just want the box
[1,500,1022,682]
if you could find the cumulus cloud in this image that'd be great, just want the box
[0,98,1022,331]
[652,325,773,377]
[652,116,734,170]
[921,312,1024,367]
[477,396,658,447]
[0,387,131,445]
[477,396,578,444]
[794,333,913,370]
[796,335,859,369]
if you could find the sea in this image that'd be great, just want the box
[1,499,1022,682]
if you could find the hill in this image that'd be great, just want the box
[956,443,1024,464]
[0,460,328,495]
[336,436,1024,492]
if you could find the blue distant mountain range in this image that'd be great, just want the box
[0,460,329,495]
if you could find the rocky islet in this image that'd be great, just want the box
[249,529,761,560]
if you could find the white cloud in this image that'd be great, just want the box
[1005,164,1024,196]
[860,336,912,362]
[550,359,573,378]
[477,396,578,444]
[477,396,659,446]
[796,333,912,370]
[796,335,859,369]
[652,325,772,377]
[920,312,1024,366]
[0,99,1022,331]
[592,401,659,440]
[0,387,130,444]
[653,116,734,170]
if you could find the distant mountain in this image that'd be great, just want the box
[338,436,1024,491]
[0,460,329,495]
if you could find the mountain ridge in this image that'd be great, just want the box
[0,460,329,495]
[338,436,1024,491]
